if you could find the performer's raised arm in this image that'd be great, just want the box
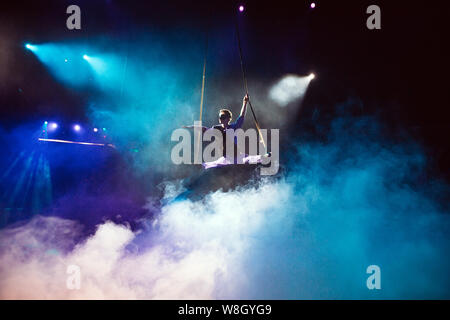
[240,93,249,117]
[230,94,249,130]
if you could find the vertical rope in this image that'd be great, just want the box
[196,31,209,159]
[234,16,267,152]
[199,46,207,123]
[235,20,249,95]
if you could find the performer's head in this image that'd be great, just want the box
[219,109,232,126]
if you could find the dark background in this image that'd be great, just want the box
[0,0,448,226]
[1,0,448,171]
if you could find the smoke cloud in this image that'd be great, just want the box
[1,115,449,299]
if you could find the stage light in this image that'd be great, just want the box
[309,73,315,79]
[239,5,244,12]
[269,74,314,107]
[44,121,48,125]
[24,42,92,87]
[25,43,37,51]
[74,124,81,132]
[49,122,58,130]
[311,2,316,8]
[93,128,98,132]
[82,55,107,75]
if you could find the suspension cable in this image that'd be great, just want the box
[196,30,209,160]
[234,17,267,152]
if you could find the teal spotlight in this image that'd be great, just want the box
[82,54,106,74]
[25,42,92,87]
[25,43,37,51]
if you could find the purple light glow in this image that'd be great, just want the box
[239,5,244,12]
[311,2,316,8]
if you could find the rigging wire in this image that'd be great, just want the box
[234,16,267,152]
